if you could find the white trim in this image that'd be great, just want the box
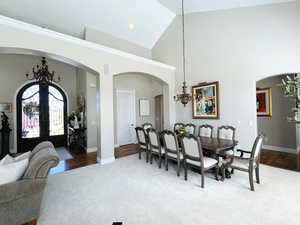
[263,145,297,154]
[87,147,98,153]
[0,15,176,71]
[116,88,136,146]
[97,156,115,165]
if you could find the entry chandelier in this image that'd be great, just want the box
[26,57,61,86]
[174,0,192,107]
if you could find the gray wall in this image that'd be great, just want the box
[113,73,164,145]
[0,54,78,151]
[152,2,300,150]
[85,27,152,59]
[257,75,296,150]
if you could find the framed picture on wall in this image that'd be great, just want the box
[139,99,150,116]
[257,88,272,117]
[192,81,220,119]
[0,103,12,113]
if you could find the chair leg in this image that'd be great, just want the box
[146,149,149,163]
[159,154,162,168]
[201,171,205,188]
[150,152,153,164]
[231,168,234,174]
[139,150,141,159]
[255,167,260,184]
[215,166,220,181]
[221,165,225,181]
[165,155,168,171]
[177,160,180,177]
[249,169,255,191]
[184,161,188,181]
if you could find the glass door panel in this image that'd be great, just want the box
[49,86,65,136]
[21,84,40,139]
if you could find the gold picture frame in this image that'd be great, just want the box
[256,88,272,117]
[0,103,12,113]
[192,81,220,119]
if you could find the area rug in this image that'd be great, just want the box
[39,154,300,225]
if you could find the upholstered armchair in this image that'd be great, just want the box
[0,142,59,225]
[223,135,264,191]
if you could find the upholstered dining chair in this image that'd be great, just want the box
[223,134,264,191]
[142,122,153,131]
[173,122,185,134]
[135,127,149,162]
[161,130,183,176]
[147,128,165,168]
[179,133,219,188]
[184,123,197,135]
[198,124,214,138]
[217,125,236,140]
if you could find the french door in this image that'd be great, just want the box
[17,82,67,153]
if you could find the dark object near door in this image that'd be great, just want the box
[17,82,67,153]
[0,112,11,159]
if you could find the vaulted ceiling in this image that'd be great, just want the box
[0,0,298,49]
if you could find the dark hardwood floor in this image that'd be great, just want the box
[260,149,300,172]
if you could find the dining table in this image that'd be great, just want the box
[199,136,238,180]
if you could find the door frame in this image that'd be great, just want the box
[116,88,136,146]
[13,81,69,153]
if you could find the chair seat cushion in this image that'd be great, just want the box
[231,158,251,170]
[166,152,184,160]
[151,147,165,154]
[186,157,218,169]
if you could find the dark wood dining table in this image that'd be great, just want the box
[199,136,238,180]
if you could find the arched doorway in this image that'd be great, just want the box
[16,82,67,153]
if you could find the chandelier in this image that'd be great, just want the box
[174,0,192,107]
[26,57,61,86]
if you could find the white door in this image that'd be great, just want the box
[116,89,136,146]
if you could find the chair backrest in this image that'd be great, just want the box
[142,123,153,131]
[161,130,179,154]
[173,122,185,133]
[147,128,161,151]
[179,133,204,164]
[217,125,236,140]
[251,134,264,161]
[198,124,213,138]
[184,123,196,135]
[135,127,147,145]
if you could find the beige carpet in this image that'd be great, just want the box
[39,154,300,225]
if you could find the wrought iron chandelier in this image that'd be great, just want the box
[174,0,192,107]
[26,57,61,86]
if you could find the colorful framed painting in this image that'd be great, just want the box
[256,88,272,117]
[0,103,12,113]
[192,81,219,119]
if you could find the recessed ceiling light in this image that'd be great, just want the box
[128,24,135,30]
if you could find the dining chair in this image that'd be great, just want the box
[161,130,183,176]
[142,122,153,131]
[174,122,185,134]
[198,124,214,138]
[223,134,264,191]
[135,127,149,162]
[184,123,197,135]
[179,133,219,188]
[217,125,236,140]
[147,128,165,168]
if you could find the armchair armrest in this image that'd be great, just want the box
[0,179,46,204]
[237,149,252,157]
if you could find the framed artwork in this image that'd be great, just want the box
[257,88,272,117]
[192,81,219,119]
[0,103,12,113]
[139,99,150,116]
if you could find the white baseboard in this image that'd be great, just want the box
[97,156,115,165]
[87,147,98,153]
[263,145,297,154]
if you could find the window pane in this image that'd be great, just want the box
[49,87,64,136]
[22,85,40,138]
